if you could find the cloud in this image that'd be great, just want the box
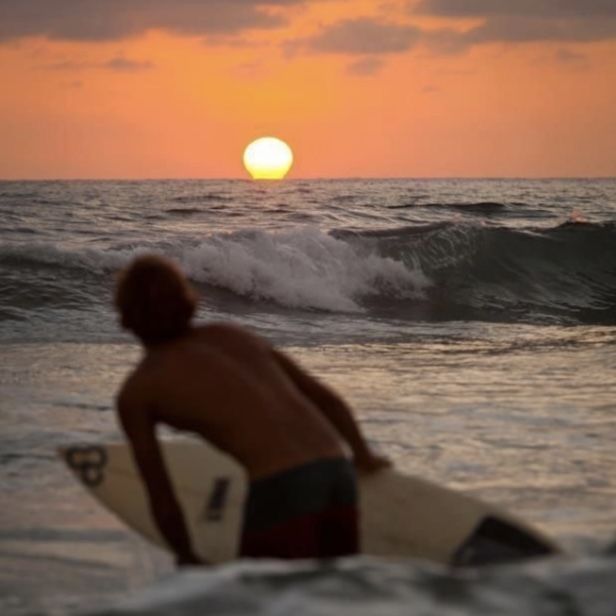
[291,18,421,55]
[104,57,154,71]
[555,48,587,64]
[413,0,616,49]
[44,56,154,72]
[347,56,385,76]
[287,4,616,66]
[554,48,589,69]
[0,0,302,43]
[414,0,616,19]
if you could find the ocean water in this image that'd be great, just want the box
[0,178,615,615]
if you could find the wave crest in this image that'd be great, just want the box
[181,228,430,312]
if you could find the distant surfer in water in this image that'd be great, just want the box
[114,255,389,566]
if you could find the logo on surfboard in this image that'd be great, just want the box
[65,446,108,487]
[202,477,231,522]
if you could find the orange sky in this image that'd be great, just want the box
[0,0,615,179]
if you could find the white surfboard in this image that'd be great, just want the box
[60,440,559,566]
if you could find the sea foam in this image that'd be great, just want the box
[179,227,430,312]
[83,555,616,616]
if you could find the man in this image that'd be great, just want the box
[114,254,389,566]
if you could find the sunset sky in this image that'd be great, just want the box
[1,0,615,179]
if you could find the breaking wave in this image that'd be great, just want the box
[1,222,615,324]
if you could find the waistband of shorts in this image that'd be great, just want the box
[250,456,355,489]
[243,457,357,532]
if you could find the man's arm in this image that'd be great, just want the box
[117,390,202,566]
[271,349,390,472]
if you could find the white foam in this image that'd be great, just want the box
[80,555,616,616]
[178,228,431,312]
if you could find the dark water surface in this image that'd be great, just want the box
[1,179,615,614]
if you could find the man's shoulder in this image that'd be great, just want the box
[195,322,266,345]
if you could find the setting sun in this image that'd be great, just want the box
[243,137,294,180]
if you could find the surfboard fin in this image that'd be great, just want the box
[451,516,557,566]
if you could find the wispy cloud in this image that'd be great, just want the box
[291,18,421,55]
[413,0,616,20]
[0,0,302,43]
[554,48,589,68]
[413,0,616,51]
[283,17,421,75]
[103,57,154,71]
[347,56,386,76]
[44,56,154,72]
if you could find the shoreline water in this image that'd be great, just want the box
[2,335,615,614]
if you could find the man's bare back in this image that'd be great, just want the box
[118,323,347,479]
[114,255,388,565]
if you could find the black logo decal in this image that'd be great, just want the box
[203,477,230,522]
[65,446,108,487]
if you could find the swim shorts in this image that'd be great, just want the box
[240,457,359,559]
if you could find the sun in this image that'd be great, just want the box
[243,137,294,180]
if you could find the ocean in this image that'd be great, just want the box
[0,178,615,615]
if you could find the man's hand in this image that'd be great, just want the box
[353,450,392,474]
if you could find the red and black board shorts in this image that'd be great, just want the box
[240,457,359,559]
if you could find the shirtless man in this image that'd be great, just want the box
[114,255,389,566]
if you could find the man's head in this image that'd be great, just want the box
[114,255,198,345]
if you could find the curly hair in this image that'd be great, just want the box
[114,255,198,345]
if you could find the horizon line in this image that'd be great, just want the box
[1,175,615,182]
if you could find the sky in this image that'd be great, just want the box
[0,0,615,179]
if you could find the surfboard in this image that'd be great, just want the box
[59,439,559,566]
